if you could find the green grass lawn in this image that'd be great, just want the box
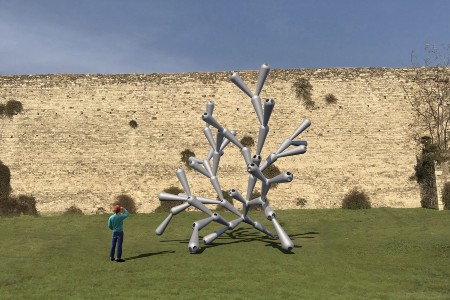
[2,208,450,299]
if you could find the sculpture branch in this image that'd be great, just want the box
[156,64,311,253]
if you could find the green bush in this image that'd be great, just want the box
[442,182,450,210]
[240,135,255,148]
[0,197,19,216]
[64,205,84,215]
[415,139,439,208]
[293,78,314,109]
[113,194,137,213]
[342,188,371,209]
[180,149,195,168]
[5,100,23,117]
[0,195,38,216]
[0,161,37,216]
[16,195,38,215]
[0,161,12,198]
[154,186,184,213]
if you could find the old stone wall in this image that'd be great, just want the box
[0,68,421,213]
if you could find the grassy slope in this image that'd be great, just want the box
[2,208,450,299]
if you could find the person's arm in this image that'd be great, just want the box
[121,208,129,219]
[108,217,113,230]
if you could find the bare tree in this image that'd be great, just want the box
[407,43,450,209]
[408,43,450,155]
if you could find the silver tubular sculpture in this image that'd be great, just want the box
[156,64,311,253]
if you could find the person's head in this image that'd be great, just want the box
[114,205,121,214]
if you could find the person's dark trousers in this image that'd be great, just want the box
[110,231,124,259]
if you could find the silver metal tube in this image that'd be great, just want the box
[251,95,264,124]
[206,101,214,116]
[230,72,253,98]
[229,189,246,204]
[267,171,293,185]
[263,98,275,127]
[271,217,294,251]
[289,119,311,140]
[201,113,224,131]
[256,125,269,156]
[277,145,307,158]
[158,192,188,202]
[203,226,228,244]
[155,213,173,236]
[203,127,216,150]
[170,202,191,215]
[188,226,200,253]
[255,64,270,96]
[176,168,191,196]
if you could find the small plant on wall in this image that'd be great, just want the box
[342,188,371,209]
[240,135,255,148]
[64,205,84,215]
[0,100,23,118]
[113,194,137,213]
[129,120,138,129]
[180,149,195,168]
[324,93,338,104]
[293,78,314,109]
[296,197,308,207]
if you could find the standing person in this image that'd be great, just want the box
[108,205,129,262]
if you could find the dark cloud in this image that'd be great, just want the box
[0,0,449,74]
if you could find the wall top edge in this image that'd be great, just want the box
[1,67,449,85]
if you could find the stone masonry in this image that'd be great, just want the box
[0,68,422,214]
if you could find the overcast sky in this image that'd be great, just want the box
[1,0,449,75]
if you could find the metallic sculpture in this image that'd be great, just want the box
[156,64,311,253]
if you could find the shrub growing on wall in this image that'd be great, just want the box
[64,205,84,215]
[154,186,184,213]
[129,120,138,129]
[180,149,195,168]
[240,135,255,148]
[113,194,137,213]
[5,100,23,117]
[293,78,314,109]
[324,93,338,104]
[296,197,308,207]
[342,188,371,209]
[442,182,450,210]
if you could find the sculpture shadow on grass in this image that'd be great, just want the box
[159,228,319,254]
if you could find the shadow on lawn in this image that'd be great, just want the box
[124,250,175,260]
[160,228,319,254]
